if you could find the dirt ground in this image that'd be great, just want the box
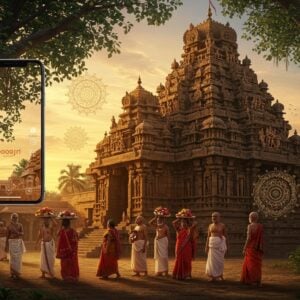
[0,252,299,300]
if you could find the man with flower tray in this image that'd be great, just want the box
[149,207,171,276]
[35,207,57,279]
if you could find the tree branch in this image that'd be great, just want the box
[5,1,123,57]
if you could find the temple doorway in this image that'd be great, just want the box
[108,167,128,225]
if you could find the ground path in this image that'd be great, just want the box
[0,252,299,299]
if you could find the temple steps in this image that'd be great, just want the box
[78,228,106,257]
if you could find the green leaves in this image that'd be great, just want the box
[218,0,300,66]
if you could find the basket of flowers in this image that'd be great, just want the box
[153,206,171,217]
[35,207,55,218]
[175,208,195,219]
[57,210,78,220]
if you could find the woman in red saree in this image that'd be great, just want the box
[96,219,121,279]
[56,214,79,282]
[241,212,263,287]
[172,209,198,280]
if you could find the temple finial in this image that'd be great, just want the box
[208,4,212,19]
[138,76,142,86]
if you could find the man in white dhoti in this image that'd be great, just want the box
[205,212,228,281]
[35,217,56,278]
[149,208,171,276]
[130,216,148,276]
[5,213,25,279]
[0,221,8,261]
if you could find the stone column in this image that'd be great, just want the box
[127,166,134,220]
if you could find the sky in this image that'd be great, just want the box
[18,0,300,192]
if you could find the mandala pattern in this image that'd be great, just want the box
[64,126,88,151]
[253,170,299,219]
[67,74,107,115]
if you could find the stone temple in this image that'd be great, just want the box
[87,11,300,256]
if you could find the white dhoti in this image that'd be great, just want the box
[131,240,147,272]
[9,239,26,275]
[40,239,55,276]
[206,236,227,278]
[0,237,7,260]
[154,236,168,273]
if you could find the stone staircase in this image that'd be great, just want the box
[78,228,107,258]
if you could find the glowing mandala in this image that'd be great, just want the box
[64,126,88,151]
[67,74,107,115]
[253,170,299,219]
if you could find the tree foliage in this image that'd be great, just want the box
[0,0,182,82]
[218,0,300,66]
[0,0,182,141]
[58,164,86,194]
[12,158,28,176]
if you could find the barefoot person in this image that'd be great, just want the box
[149,207,171,276]
[0,221,8,261]
[130,215,148,276]
[96,219,121,279]
[5,213,26,279]
[205,212,228,281]
[241,212,263,287]
[56,211,79,282]
[35,207,57,279]
[173,209,198,280]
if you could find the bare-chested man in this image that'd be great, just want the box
[130,215,148,276]
[35,217,57,278]
[0,221,8,261]
[5,213,25,279]
[149,216,170,276]
[205,212,228,281]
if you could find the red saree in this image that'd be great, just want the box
[56,228,79,281]
[173,228,194,280]
[96,228,121,277]
[241,224,263,284]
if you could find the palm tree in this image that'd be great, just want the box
[13,159,29,176]
[58,164,86,194]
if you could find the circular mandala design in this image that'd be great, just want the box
[64,126,88,151]
[253,170,298,219]
[67,74,107,115]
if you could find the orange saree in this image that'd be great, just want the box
[241,224,263,284]
[96,228,121,277]
[173,228,195,280]
[56,228,79,281]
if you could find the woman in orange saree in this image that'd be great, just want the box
[241,212,263,286]
[56,212,79,282]
[172,209,198,280]
[96,219,121,279]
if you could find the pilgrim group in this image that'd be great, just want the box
[0,206,263,287]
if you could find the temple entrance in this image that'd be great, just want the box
[108,167,128,225]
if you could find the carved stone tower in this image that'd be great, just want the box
[87,14,300,256]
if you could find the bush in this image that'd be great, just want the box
[288,246,300,273]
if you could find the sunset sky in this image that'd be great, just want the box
[37,0,300,191]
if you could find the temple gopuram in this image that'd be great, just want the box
[87,11,300,256]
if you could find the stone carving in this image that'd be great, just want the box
[253,171,299,219]
[84,13,300,256]
[259,127,281,149]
